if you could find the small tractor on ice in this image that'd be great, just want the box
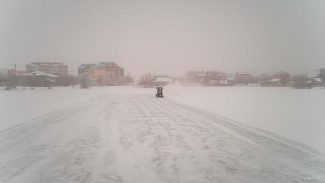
[156,87,163,97]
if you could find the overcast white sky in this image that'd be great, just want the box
[1,0,325,77]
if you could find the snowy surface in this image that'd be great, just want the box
[1,86,325,182]
[0,86,152,131]
[166,86,325,153]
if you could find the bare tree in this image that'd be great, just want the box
[317,68,325,82]
[79,73,89,89]
[292,74,310,89]
[57,75,76,86]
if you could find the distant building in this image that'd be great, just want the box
[152,75,174,87]
[98,62,125,84]
[186,70,235,85]
[0,70,9,86]
[235,72,252,85]
[13,71,59,87]
[138,73,173,87]
[307,77,323,87]
[209,72,231,85]
[26,62,68,76]
[261,71,291,86]
[78,62,125,86]
[261,78,286,86]
[138,73,153,88]
[272,71,290,84]
[273,71,290,80]
[8,69,27,77]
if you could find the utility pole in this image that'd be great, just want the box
[12,64,17,89]
[14,64,16,89]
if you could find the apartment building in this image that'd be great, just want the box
[78,62,125,86]
[26,62,68,76]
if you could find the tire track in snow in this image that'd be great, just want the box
[1,94,325,183]
[0,96,123,183]
[112,95,325,183]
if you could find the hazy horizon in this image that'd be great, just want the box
[1,0,325,77]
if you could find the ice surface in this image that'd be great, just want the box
[1,86,325,182]
[0,86,153,131]
[1,86,325,153]
[166,85,325,153]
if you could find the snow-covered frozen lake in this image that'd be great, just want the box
[1,86,325,153]
[0,86,153,131]
[166,86,325,153]
[1,86,325,183]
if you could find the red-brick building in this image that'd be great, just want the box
[78,62,125,86]
[8,70,27,77]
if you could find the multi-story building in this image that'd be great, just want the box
[78,62,125,86]
[7,70,27,77]
[26,62,68,76]
[235,72,252,85]
[187,70,234,85]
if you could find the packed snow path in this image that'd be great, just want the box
[1,94,325,183]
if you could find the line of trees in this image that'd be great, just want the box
[183,68,325,89]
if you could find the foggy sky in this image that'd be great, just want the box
[1,0,325,77]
